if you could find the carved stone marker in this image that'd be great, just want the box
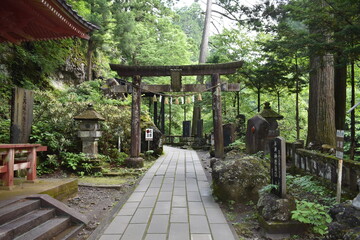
[269,136,286,198]
[10,87,34,143]
[223,123,235,147]
[183,121,191,137]
[197,119,203,138]
[245,115,270,154]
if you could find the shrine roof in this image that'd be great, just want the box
[74,104,105,121]
[259,102,284,119]
[0,0,99,43]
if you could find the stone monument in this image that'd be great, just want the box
[259,102,283,143]
[245,115,270,154]
[74,104,105,157]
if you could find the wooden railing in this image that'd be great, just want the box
[0,144,47,190]
[164,135,194,145]
[285,141,360,193]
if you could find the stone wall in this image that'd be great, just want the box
[286,142,360,193]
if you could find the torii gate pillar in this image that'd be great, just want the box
[212,73,224,158]
[126,75,144,167]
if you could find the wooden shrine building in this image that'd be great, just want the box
[0,0,99,43]
[110,61,243,167]
[0,0,99,190]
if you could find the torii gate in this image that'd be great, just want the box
[110,61,243,167]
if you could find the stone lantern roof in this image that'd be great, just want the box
[259,102,283,120]
[74,104,105,121]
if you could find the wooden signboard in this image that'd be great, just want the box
[10,87,34,143]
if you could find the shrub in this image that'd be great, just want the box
[292,200,332,235]
[60,152,89,171]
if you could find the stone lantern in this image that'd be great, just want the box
[74,104,105,157]
[259,102,284,141]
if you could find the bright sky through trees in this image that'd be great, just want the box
[174,0,261,35]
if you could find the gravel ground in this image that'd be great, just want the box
[63,183,136,239]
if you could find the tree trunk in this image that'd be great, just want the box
[86,39,94,82]
[257,88,261,112]
[350,60,355,160]
[334,55,347,130]
[277,91,280,114]
[237,91,240,116]
[295,57,300,140]
[191,0,212,136]
[296,77,300,140]
[307,54,336,146]
[160,96,165,133]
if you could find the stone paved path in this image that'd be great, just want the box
[98,146,238,240]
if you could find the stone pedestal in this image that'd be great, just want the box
[125,157,144,168]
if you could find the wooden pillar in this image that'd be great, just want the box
[27,147,37,182]
[212,73,224,158]
[169,101,172,136]
[153,100,158,127]
[160,96,165,133]
[126,75,144,167]
[2,148,15,190]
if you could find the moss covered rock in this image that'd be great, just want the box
[212,151,270,203]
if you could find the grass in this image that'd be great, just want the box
[79,159,156,186]
[78,176,136,185]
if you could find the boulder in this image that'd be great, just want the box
[327,202,360,240]
[352,179,360,210]
[212,151,270,202]
[257,192,296,222]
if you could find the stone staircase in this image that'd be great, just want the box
[0,194,88,240]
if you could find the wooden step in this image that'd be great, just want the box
[53,224,84,240]
[0,199,41,225]
[0,209,55,240]
[14,217,71,240]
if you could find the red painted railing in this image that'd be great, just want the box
[0,144,47,190]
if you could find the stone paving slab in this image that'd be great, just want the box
[98,146,238,240]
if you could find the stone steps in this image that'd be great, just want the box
[0,195,88,240]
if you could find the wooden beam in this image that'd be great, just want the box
[112,83,240,93]
[110,61,243,77]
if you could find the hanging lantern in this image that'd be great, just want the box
[198,93,202,101]
[165,97,169,105]
[153,95,157,102]
[192,95,195,102]
[186,96,191,104]
[175,97,179,105]
[159,95,162,102]
[181,97,184,105]
[170,97,173,105]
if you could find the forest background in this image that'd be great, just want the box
[0,0,360,174]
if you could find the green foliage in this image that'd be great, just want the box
[287,175,336,206]
[228,139,246,150]
[106,149,128,166]
[0,119,10,143]
[60,152,89,171]
[259,184,279,194]
[0,40,73,88]
[292,200,332,235]
[37,154,60,175]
